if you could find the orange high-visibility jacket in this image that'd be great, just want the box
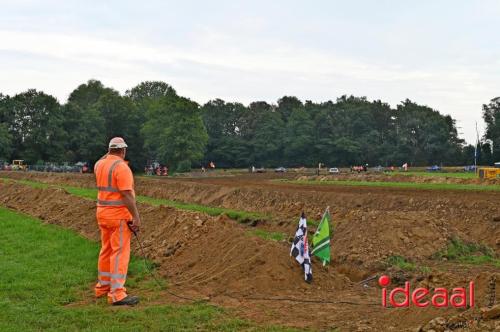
[94,154,135,220]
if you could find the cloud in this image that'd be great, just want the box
[0,25,498,144]
[0,29,470,83]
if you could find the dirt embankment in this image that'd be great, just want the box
[0,171,93,187]
[140,179,500,266]
[0,182,353,330]
[1,180,499,330]
[2,171,500,270]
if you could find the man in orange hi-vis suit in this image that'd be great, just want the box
[94,137,141,306]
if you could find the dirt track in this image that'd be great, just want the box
[1,172,499,331]
[2,171,499,267]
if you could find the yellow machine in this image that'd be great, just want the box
[12,160,27,171]
[478,167,500,179]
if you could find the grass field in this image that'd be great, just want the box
[391,171,477,179]
[284,179,500,192]
[0,207,294,331]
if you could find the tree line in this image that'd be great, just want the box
[0,79,497,171]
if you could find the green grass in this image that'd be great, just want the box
[434,237,500,267]
[1,178,268,224]
[282,179,500,192]
[392,171,477,179]
[246,229,286,242]
[385,255,431,273]
[14,178,50,188]
[136,195,266,224]
[0,207,295,331]
[307,219,319,228]
[386,255,416,271]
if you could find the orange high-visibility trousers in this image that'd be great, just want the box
[94,219,132,303]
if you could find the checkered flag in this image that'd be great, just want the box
[290,212,312,283]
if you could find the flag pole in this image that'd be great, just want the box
[324,206,330,218]
[317,206,330,232]
[475,122,479,176]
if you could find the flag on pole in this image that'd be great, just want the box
[290,212,312,283]
[312,207,331,266]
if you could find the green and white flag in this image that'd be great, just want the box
[312,207,331,265]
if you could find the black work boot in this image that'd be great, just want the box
[112,295,140,306]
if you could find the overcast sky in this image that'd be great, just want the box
[1,0,499,143]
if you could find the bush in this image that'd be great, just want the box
[176,160,191,173]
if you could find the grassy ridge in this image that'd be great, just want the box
[282,179,500,192]
[136,195,266,223]
[1,178,268,223]
[1,177,289,243]
[246,229,287,242]
[391,171,477,179]
[0,207,296,331]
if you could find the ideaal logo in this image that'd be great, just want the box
[379,275,475,308]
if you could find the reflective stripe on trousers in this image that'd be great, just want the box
[98,271,127,279]
[94,219,132,303]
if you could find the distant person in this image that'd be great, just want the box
[94,137,141,306]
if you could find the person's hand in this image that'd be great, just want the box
[129,217,141,233]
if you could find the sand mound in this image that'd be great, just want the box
[1,175,499,330]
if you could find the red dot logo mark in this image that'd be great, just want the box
[378,275,391,287]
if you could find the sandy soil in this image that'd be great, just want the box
[0,172,499,331]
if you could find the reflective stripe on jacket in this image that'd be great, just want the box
[95,157,125,208]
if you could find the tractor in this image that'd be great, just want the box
[478,162,500,179]
[11,160,27,171]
